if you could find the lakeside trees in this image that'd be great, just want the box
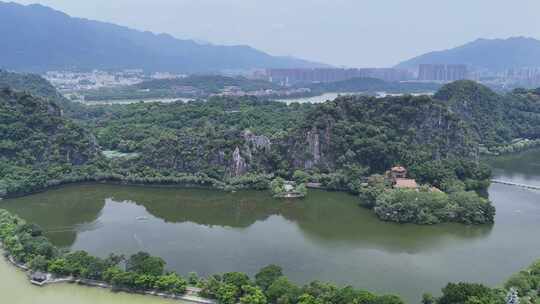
[2,208,539,303]
[3,77,540,225]
[1,208,405,303]
[372,188,495,225]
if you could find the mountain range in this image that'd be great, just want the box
[0,1,324,73]
[397,37,540,71]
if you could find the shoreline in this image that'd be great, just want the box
[0,177,342,201]
[1,247,215,304]
[1,179,224,200]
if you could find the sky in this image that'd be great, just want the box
[10,0,540,68]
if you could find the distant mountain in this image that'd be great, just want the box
[0,2,325,73]
[397,37,540,71]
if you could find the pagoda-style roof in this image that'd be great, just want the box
[394,178,418,189]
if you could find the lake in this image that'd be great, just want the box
[275,92,355,104]
[1,149,540,303]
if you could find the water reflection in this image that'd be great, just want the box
[2,185,493,254]
[1,150,539,303]
[488,149,540,186]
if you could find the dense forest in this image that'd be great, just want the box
[0,88,105,196]
[2,72,540,224]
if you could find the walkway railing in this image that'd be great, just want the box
[491,180,540,191]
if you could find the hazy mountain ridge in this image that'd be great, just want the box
[0,2,325,73]
[397,37,540,71]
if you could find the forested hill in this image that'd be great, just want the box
[397,37,540,71]
[81,94,485,194]
[0,69,85,117]
[0,88,101,195]
[0,69,61,100]
[286,95,478,174]
[435,81,511,147]
[2,77,539,202]
[0,2,324,73]
[435,80,540,152]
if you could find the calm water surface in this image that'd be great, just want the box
[275,92,356,104]
[2,149,540,303]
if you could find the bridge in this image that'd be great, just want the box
[491,180,540,191]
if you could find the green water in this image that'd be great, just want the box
[2,149,540,303]
[0,251,185,304]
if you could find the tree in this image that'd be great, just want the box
[199,276,222,299]
[293,170,311,183]
[154,273,187,294]
[29,255,49,271]
[222,272,251,289]
[505,273,533,296]
[296,183,308,197]
[422,293,435,304]
[255,265,283,291]
[133,274,157,290]
[374,295,405,304]
[126,252,166,276]
[270,178,286,196]
[48,258,69,276]
[240,285,267,304]
[188,272,200,285]
[217,283,240,304]
[297,294,323,304]
[266,276,301,304]
[16,223,43,237]
[439,282,495,304]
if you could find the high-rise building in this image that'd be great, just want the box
[266,68,412,85]
[418,64,467,81]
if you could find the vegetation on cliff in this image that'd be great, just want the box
[436,80,540,154]
[0,69,86,117]
[0,82,497,225]
[0,88,104,195]
[2,75,540,225]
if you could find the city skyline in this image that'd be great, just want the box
[8,0,540,68]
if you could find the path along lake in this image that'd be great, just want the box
[1,149,540,303]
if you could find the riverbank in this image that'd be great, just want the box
[0,206,408,304]
[2,173,540,303]
[2,169,496,226]
[0,253,194,304]
[1,246,215,304]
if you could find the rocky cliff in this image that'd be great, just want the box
[283,95,478,173]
